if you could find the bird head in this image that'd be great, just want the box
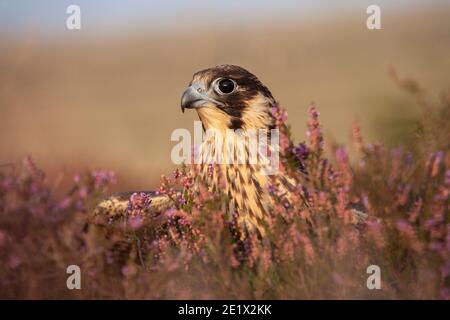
[181,65,277,132]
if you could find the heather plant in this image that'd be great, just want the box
[0,75,448,299]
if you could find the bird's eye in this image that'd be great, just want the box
[216,78,236,95]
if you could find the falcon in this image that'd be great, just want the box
[96,65,305,238]
[95,65,365,241]
[180,64,301,237]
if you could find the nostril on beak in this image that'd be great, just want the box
[181,85,205,113]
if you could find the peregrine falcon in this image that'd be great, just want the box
[179,65,304,237]
[96,65,316,238]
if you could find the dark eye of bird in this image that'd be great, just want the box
[217,78,235,94]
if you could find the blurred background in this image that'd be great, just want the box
[1,0,449,191]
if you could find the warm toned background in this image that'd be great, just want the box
[1,1,449,191]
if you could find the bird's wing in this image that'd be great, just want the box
[93,191,172,218]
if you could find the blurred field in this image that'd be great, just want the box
[1,6,450,191]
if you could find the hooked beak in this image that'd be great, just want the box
[180,83,223,113]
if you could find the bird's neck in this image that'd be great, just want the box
[197,128,282,237]
[198,126,279,169]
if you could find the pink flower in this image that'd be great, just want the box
[92,170,116,189]
[396,219,423,253]
[57,197,72,210]
[121,265,137,277]
[78,186,88,198]
[128,216,144,230]
[126,192,152,217]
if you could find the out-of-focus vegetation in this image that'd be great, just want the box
[1,7,450,191]
[1,72,449,299]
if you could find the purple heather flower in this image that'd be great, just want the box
[75,199,85,211]
[177,196,187,206]
[23,155,44,178]
[57,197,72,210]
[441,261,450,278]
[105,251,114,264]
[172,169,181,179]
[128,216,144,230]
[335,147,348,163]
[435,151,444,164]
[126,192,152,217]
[121,265,136,277]
[404,151,413,167]
[395,219,410,232]
[445,170,450,186]
[429,242,444,252]
[92,170,116,189]
[78,186,88,199]
[1,177,14,190]
[271,106,288,123]
[267,183,277,194]
[165,208,177,219]
[292,143,309,161]
[73,173,81,184]
[441,288,450,300]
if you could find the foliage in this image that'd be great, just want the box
[1,76,449,299]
